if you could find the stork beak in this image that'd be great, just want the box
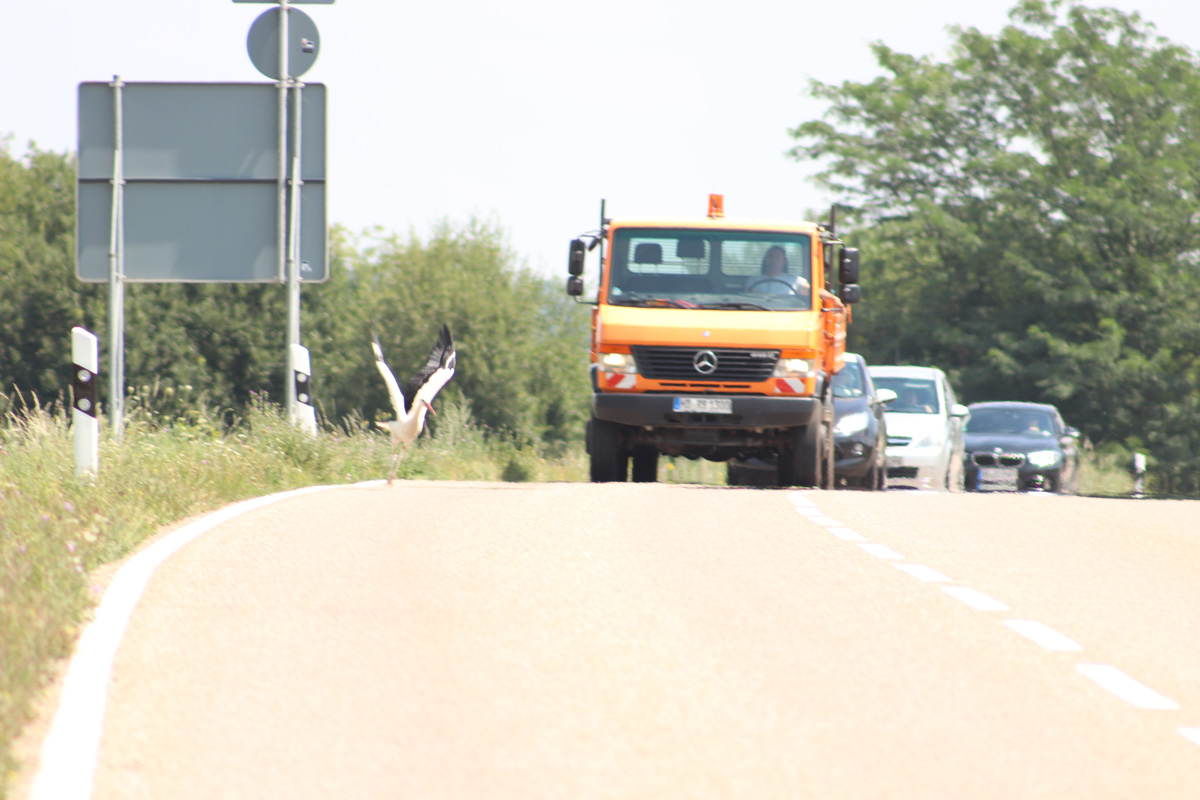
[423,399,436,415]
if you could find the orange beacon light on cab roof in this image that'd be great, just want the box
[708,194,724,218]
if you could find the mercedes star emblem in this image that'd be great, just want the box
[693,350,718,375]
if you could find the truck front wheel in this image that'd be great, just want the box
[778,422,822,488]
[589,418,629,482]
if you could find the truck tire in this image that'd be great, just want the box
[631,446,659,483]
[589,417,628,482]
[778,422,822,488]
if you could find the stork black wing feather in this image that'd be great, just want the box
[402,324,455,412]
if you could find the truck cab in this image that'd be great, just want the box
[568,196,861,487]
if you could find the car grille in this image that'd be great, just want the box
[971,452,1026,467]
[888,466,919,478]
[887,435,913,447]
[632,346,778,382]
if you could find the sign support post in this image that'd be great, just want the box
[108,75,126,442]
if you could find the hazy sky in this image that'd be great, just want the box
[5,0,1197,278]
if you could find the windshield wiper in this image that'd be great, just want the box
[610,296,698,309]
[698,301,770,311]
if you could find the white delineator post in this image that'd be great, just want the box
[72,327,100,477]
[291,343,317,436]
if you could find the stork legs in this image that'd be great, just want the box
[387,442,407,485]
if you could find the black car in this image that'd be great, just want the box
[962,402,1081,493]
[831,353,895,490]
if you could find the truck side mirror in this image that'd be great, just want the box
[839,247,860,285]
[839,283,861,304]
[568,239,587,276]
[566,275,584,297]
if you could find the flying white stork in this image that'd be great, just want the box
[372,324,457,484]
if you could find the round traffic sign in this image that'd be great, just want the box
[247,7,320,80]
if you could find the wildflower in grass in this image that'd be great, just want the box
[64,501,75,513]
[40,514,50,523]
[65,541,76,553]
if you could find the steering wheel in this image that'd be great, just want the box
[746,277,798,294]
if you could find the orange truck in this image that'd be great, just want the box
[566,195,861,487]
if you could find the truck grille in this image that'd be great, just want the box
[886,435,912,447]
[632,346,778,382]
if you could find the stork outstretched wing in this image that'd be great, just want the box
[405,324,456,413]
[371,330,407,419]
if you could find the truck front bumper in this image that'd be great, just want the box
[593,393,821,429]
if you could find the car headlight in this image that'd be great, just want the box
[1027,450,1061,468]
[834,411,870,436]
[913,432,942,448]
[773,358,815,378]
[599,352,637,374]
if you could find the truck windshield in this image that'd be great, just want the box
[607,228,813,310]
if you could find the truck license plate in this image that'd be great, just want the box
[976,467,1019,491]
[673,397,732,414]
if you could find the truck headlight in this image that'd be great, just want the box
[834,411,869,436]
[1027,450,1061,468]
[773,358,815,378]
[599,352,637,374]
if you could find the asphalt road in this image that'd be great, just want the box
[21,482,1200,798]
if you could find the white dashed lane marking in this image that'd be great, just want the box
[1005,620,1083,652]
[857,543,904,560]
[942,586,1011,612]
[794,497,1196,741]
[827,527,867,542]
[893,563,952,583]
[1076,664,1180,710]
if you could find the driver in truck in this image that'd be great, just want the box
[750,245,810,294]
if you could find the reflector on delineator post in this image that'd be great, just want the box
[290,343,317,435]
[72,327,100,477]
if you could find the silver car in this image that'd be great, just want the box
[867,365,969,491]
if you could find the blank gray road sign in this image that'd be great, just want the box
[76,82,327,283]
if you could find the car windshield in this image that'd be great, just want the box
[832,363,865,398]
[873,377,939,414]
[967,408,1056,436]
[607,228,813,310]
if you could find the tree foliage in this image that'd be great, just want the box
[791,0,1200,493]
[306,221,591,447]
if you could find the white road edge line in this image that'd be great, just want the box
[858,543,904,560]
[1075,664,1180,710]
[1005,619,1082,651]
[894,563,952,582]
[809,516,842,527]
[29,483,356,800]
[1181,728,1200,747]
[942,586,1011,611]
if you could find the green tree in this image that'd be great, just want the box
[0,142,103,406]
[791,0,1200,493]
